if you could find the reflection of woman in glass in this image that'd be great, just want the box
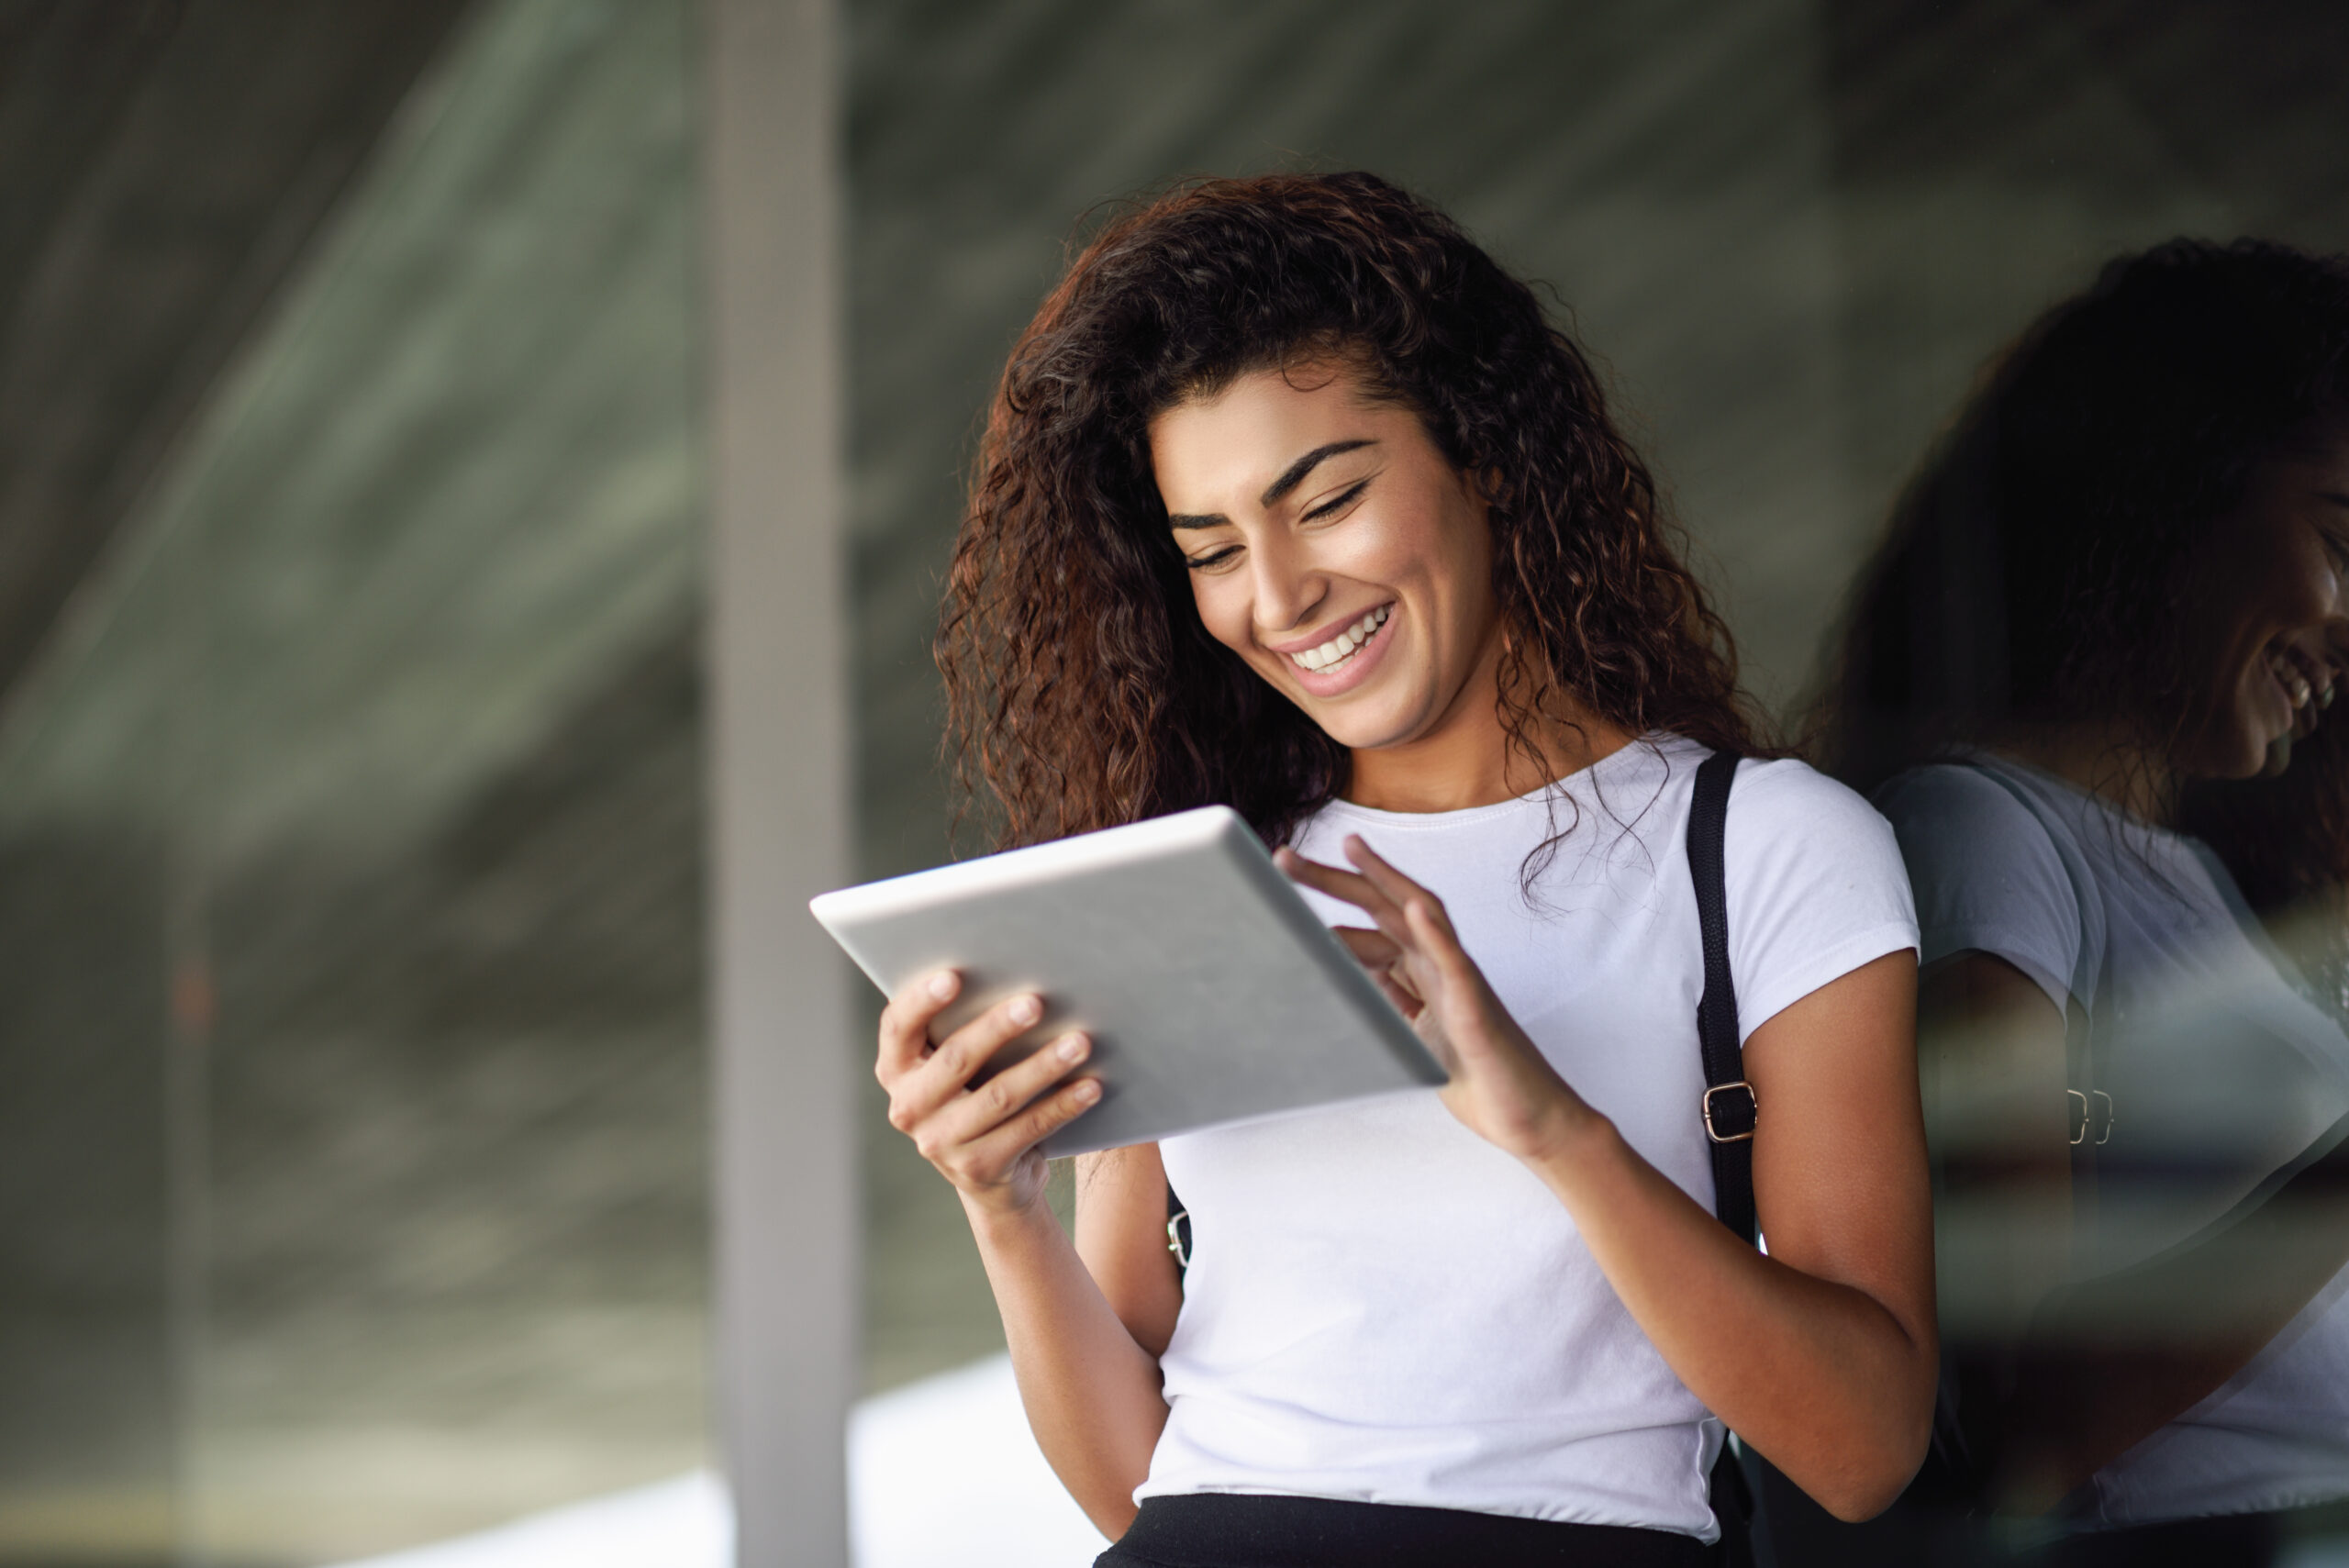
[1819,239,2349,1559]
[869,172,1935,1566]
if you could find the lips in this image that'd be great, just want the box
[2267,639,2337,723]
[2261,640,2341,774]
[1271,601,1397,698]
[1285,604,1391,674]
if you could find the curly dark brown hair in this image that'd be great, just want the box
[937,172,1758,860]
[1811,239,2349,992]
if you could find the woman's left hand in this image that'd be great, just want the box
[1276,835,1601,1162]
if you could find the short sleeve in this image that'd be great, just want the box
[1721,758,1920,1041]
[1870,765,2081,1018]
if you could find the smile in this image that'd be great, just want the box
[2267,639,2337,720]
[1287,605,1391,673]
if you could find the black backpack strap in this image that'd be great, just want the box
[1689,750,1765,1565]
[1165,1181,1191,1276]
[1687,749,1758,1246]
[1173,754,1753,1291]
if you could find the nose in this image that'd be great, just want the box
[1247,532,1327,639]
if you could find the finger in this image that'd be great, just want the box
[1333,925,1404,968]
[1276,845,1408,929]
[1348,839,1466,951]
[1403,894,1479,990]
[1341,836,1449,929]
[962,1073,1104,1173]
[1370,966,1425,1021]
[1328,839,1439,946]
[1331,925,1419,1016]
[895,992,1046,1127]
[877,969,961,1083]
[927,1031,1093,1151]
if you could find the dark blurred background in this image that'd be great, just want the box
[3,0,2346,1562]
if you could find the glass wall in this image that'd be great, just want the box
[843,1,2349,1549]
[0,0,708,1561]
[6,0,2349,1562]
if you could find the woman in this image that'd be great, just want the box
[877,172,1936,1565]
[1817,239,2349,1560]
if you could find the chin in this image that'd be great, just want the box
[1301,701,1423,752]
[2195,728,2290,782]
[2197,737,2277,781]
[2192,687,2299,781]
[1316,718,1414,752]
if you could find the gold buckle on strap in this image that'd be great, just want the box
[2066,1089,2117,1146]
[1702,1082,1758,1143]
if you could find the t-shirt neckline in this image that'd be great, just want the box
[1315,731,1682,830]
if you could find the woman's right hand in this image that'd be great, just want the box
[875,969,1101,1217]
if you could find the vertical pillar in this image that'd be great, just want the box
[701,0,854,1562]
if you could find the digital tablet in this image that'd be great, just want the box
[808,806,1446,1156]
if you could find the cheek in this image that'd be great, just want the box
[1188,577,1255,658]
[2301,555,2347,622]
[2241,526,2342,629]
[2255,532,2339,621]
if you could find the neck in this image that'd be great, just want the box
[1991,720,2176,826]
[1342,635,1631,813]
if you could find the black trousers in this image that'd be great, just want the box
[1095,1494,1714,1568]
[1746,1451,2304,1567]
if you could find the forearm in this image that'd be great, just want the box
[1277,858,1932,1517]
[1994,1342,2266,1513]
[1996,1151,2349,1507]
[1529,1116,1935,1518]
[966,1193,1169,1539]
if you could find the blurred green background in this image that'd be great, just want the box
[2,0,2344,1561]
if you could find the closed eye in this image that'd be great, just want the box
[2318,493,2349,550]
[2318,517,2349,571]
[1302,476,1371,523]
[1184,545,1241,573]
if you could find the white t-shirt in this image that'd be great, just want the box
[1876,755,2349,1527]
[1138,735,1919,1540]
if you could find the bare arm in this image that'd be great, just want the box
[874,973,1169,1538]
[1536,952,1937,1520]
[1998,1143,2349,1510]
[964,1193,1170,1537]
[1925,952,2349,1510]
[1074,1141,1185,1356]
[1281,839,1938,1521]
[1918,953,2076,1338]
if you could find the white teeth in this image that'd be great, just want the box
[2271,648,2335,717]
[2275,651,2315,709]
[1289,605,1390,674]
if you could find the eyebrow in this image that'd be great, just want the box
[1166,439,1378,529]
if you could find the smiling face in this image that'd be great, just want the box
[1147,360,1508,783]
[2170,414,2349,780]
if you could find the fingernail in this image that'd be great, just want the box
[929,973,957,1000]
[1058,1033,1089,1063]
[1008,995,1041,1025]
[1073,1079,1100,1103]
